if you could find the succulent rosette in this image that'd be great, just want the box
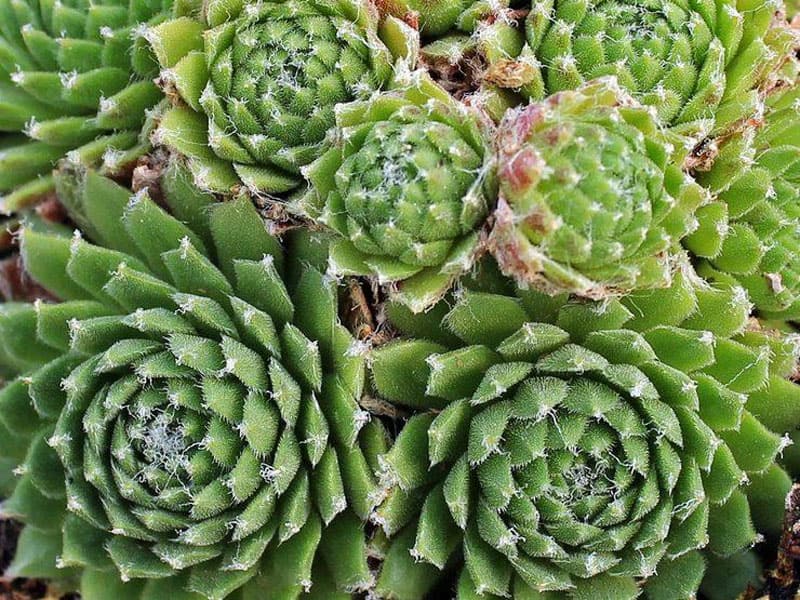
[0,0,169,212]
[687,62,800,322]
[367,258,800,599]
[490,78,707,298]
[493,0,797,136]
[303,72,497,313]
[0,166,387,599]
[147,0,417,195]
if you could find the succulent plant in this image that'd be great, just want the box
[486,0,797,136]
[0,0,170,212]
[302,71,496,312]
[0,0,799,598]
[146,0,418,196]
[368,257,800,600]
[686,60,800,322]
[490,77,707,298]
[0,166,387,599]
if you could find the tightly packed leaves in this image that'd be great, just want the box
[491,0,796,135]
[148,0,414,194]
[0,167,386,599]
[687,62,800,321]
[369,259,799,599]
[491,78,706,298]
[304,72,496,312]
[0,0,798,597]
[0,0,169,211]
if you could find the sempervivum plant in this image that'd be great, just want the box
[497,0,796,136]
[0,0,169,212]
[490,78,706,298]
[303,71,496,313]
[0,166,386,599]
[146,0,417,195]
[687,62,800,322]
[368,258,800,599]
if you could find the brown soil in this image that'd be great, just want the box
[0,519,77,600]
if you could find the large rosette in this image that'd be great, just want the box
[368,259,799,599]
[0,166,384,599]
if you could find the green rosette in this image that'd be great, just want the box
[0,165,385,599]
[368,258,800,599]
[303,71,497,313]
[487,0,797,136]
[491,77,707,298]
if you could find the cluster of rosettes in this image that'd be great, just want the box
[0,0,170,211]
[367,259,800,599]
[688,62,800,322]
[301,73,715,312]
[0,0,799,597]
[148,0,414,194]
[139,0,800,319]
[0,167,388,600]
[491,78,707,298]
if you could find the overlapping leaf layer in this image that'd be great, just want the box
[689,60,800,321]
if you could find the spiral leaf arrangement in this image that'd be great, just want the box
[0,166,387,599]
[368,259,800,599]
[687,61,800,321]
[491,78,707,298]
[479,0,797,136]
[147,0,417,195]
[0,0,170,212]
[303,71,496,313]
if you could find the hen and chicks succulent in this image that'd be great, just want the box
[0,0,799,599]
